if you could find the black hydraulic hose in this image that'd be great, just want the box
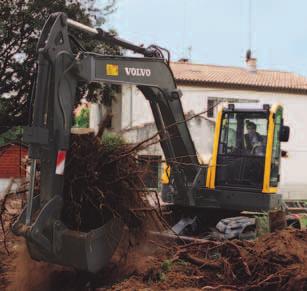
[55,51,76,131]
[95,28,150,56]
[68,34,86,52]
[28,66,38,125]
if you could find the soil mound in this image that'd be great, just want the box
[111,228,307,290]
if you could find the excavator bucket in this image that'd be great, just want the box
[13,195,124,272]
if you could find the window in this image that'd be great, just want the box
[219,112,268,156]
[105,115,112,128]
[207,99,216,117]
[219,114,237,153]
[138,155,162,188]
[216,111,269,189]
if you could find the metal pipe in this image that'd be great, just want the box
[150,231,211,244]
[67,18,149,56]
[67,18,98,35]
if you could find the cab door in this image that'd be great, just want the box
[263,106,284,192]
[214,111,269,190]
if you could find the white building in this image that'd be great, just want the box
[108,59,307,199]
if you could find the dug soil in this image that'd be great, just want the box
[107,228,307,290]
[1,197,307,291]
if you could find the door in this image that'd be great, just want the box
[215,111,269,190]
[269,108,283,188]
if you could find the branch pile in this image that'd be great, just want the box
[112,228,307,290]
[61,132,165,236]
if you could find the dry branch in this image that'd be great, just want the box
[61,131,166,238]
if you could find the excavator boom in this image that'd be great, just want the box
[13,12,202,272]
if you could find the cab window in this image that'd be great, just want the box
[219,112,268,156]
[216,111,269,189]
[270,109,282,187]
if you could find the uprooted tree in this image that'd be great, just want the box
[0,0,118,135]
[61,131,166,236]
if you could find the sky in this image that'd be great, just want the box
[97,0,307,76]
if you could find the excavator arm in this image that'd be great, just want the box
[76,54,203,204]
[13,12,202,272]
[27,13,201,204]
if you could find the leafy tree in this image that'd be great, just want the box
[0,0,118,134]
[75,107,90,128]
[0,127,22,145]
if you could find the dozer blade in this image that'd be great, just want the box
[12,195,124,273]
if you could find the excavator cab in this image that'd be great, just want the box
[163,103,290,211]
[209,103,289,193]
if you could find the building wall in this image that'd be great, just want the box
[116,84,307,198]
[122,114,215,159]
[112,85,153,130]
[0,144,28,196]
[0,145,27,178]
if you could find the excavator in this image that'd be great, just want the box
[161,102,289,209]
[13,13,290,273]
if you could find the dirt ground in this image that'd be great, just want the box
[1,195,307,291]
[101,228,307,291]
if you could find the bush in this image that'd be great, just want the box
[101,132,125,152]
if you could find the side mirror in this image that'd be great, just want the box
[279,125,290,142]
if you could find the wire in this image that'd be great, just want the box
[182,0,187,58]
[248,0,252,51]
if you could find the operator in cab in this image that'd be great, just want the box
[161,163,174,203]
[244,121,265,156]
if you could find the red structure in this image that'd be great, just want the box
[0,143,28,178]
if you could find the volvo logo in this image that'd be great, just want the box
[125,67,151,77]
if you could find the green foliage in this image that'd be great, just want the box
[256,214,270,237]
[153,259,173,282]
[0,126,22,145]
[101,132,125,151]
[176,259,188,266]
[74,108,90,128]
[299,216,307,229]
[144,260,172,284]
[157,272,166,282]
[0,0,118,133]
[161,259,173,272]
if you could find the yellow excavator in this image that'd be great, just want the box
[160,102,292,239]
[13,13,291,273]
[161,103,289,210]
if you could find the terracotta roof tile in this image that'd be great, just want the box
[170,62,307,94]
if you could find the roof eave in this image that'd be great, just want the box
[175,79,307,95]
[0,142,28,150]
